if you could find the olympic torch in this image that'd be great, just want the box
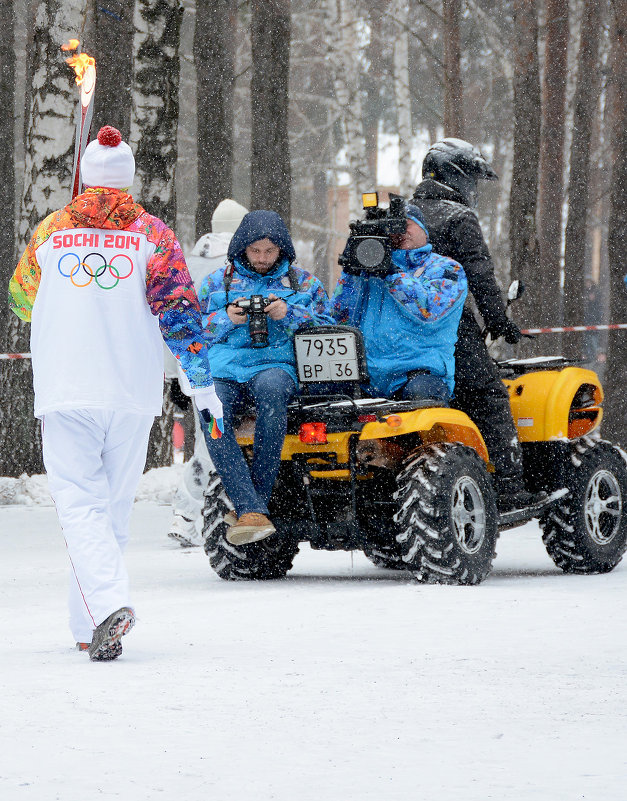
[62,40,96,199]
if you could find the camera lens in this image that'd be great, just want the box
[355,237,386,269]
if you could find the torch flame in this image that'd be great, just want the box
[66,51,96,86]
[61,39,80,52]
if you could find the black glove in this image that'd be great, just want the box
[490,319,522,345]
[169,378,191,411]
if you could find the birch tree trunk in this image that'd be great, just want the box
[537,0,568,327]
[392,0,412,198]
[326,0,370,216]
[250,0,291,224]
[509,0,541,335]
[132,0,182,229]
[442,0,463,137]
[0,0,82,476]
[562,0,602,359]
[194,0,235,237]
[363,0,390,186]
[0,0,15,344]
[85,0,134,138]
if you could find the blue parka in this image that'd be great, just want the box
[332,245,467,396]
[198,211,334,384]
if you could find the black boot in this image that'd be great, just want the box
[495,477,549,514]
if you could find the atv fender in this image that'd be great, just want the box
[359,407,489,463]
[504,367,603,442]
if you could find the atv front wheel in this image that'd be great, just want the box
[202,468,299,581]
[393,443,498,585]
[540,438,627,574]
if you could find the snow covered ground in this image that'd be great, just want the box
[1,470,626,800]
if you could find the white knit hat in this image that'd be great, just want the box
[81,126,135,189]
[211,199,249,234]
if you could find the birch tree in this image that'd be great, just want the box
[0,0,15,343]
[0,0,83,476]
[132,0,182,229]
[194,0,235,237]
[392,0,412,197]
[326,0,370,216]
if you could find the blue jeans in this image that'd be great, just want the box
[395,372,450,403]
[200,368,297,516]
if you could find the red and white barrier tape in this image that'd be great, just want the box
[521,324,627,334]
[0,323,625,359]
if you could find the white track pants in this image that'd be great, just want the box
[41,409,153,643]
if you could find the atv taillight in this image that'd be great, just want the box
[358,414,377,422]
[299,422,327,444]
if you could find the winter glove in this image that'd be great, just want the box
[490,318,523,345]
[169,378,191,412]
[194,386,224,439]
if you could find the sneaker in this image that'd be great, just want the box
[88,607,135,662]
[77,639,122,659]
[90,640,123,661]
[226,513,276,546]
[168,513,202,548]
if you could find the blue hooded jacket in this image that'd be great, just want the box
[332,242,467,396]
[199,211,334,383]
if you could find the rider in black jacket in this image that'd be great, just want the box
[412,138,544,513]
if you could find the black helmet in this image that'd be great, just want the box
[422,138,498,208]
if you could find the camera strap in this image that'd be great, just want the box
[223,261,300,306]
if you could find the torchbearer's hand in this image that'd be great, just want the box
[194,385,224,439]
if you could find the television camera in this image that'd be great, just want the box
[338,193,408,276]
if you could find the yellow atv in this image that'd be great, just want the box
[202,325,627,584]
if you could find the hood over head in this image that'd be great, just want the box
[228,210,296,264]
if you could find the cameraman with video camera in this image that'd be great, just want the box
[197,210,334,545]
[332,197,467,402]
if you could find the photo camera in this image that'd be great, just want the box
[338,193,408,276]
[235,295,273,348]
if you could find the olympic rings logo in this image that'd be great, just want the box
[58,252,134,290]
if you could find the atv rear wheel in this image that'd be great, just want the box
[393,443,498,585]
[202,468,300,581]
[540,438,627,574]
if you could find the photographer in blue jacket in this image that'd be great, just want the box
[198,210,334,545]
[332,202,467,402]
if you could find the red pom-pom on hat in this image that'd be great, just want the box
[97,126,122,147]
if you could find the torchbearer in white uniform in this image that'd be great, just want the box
[8,126,223,661]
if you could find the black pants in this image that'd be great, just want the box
[452,309,524,483]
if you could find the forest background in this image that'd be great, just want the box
[0,0,624,476]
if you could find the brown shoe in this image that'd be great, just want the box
[226,513,276,546]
